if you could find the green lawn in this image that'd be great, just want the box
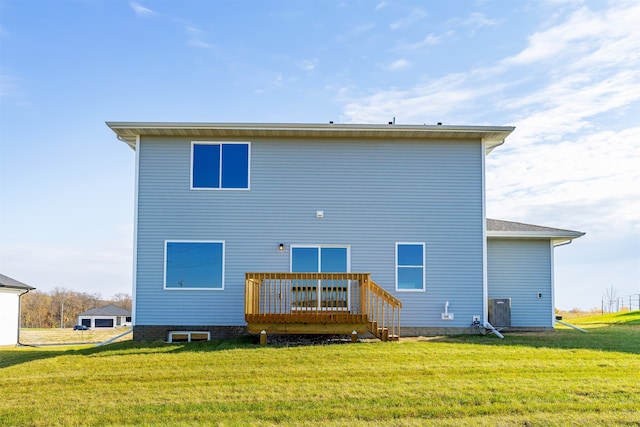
[1,312,639,426]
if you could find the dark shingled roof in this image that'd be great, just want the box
[0,273,35,291]
[78,304,131,317]
[487,219,585,240]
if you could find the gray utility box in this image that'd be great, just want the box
[488,298,511,328]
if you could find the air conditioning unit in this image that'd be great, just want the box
[488,298,511,328]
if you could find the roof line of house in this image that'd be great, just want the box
[106,122,515,153]
[486,218,585,242]
[0,273,35,291]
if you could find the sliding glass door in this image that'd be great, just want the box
[291,246,350,310]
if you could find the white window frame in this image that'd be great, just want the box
[163,240,225,291]
[395,242,426,292]
[290,244,352,311]
[289,244,352,273]
[190,141,251,190]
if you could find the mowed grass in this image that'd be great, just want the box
[19,327,133,345]
[1,313,639,427]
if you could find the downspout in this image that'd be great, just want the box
[480,138,489,327]
[550,238,572,327]
[17,288,36,347]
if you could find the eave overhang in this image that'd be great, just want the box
[106,122,515,154]
[486,218,585,245]
[486,230,585,245]
[0,274,35,291]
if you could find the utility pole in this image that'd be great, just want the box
[60,301,64,328]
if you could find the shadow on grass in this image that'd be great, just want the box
[2,321,638,369]
[0,336,260,369]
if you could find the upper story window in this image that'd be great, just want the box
[396,242,426,292]
[191,142,250,190]
[164,241,225,290]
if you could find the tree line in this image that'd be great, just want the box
[20,288,132,328]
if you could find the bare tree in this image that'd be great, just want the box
[603,285,618,313]
[111,293,132,311]
[21,288,118,328]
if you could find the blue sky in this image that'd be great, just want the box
[1,0,638,310]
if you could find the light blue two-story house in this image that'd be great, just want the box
[108,122,584,342]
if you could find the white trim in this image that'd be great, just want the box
[549,240,556,328]
[487,231,584,239]
[168,330,211,343]
[289,244,352,311]
[131,135,140,326]
[190,141,251,190]
[163,240,226,290]
[481,140,488,325]
[395,242,426,292]
[289,244,352,272]
[106,122,515,152]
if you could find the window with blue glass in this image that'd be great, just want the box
[164,241,224,290]
[291,245,350,310]
[191,142,250,189]
[396,243,425,291]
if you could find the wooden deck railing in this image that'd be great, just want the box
[245,273,402,340]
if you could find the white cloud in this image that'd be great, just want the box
[341,73,505,124]
[341,1,640,265]
[503,3,639,66]
[394,33,441,51]
[444,11,498,35]
[129,2,156,17]
[463,12,498,30]
[335,23,375,43]
[344,2,640,131]
[386,59,411,71]
[468,12,496,26]
[272,73,284,87]
[390,9,427,30]
[188,39,213,49]
[186,26,213,49]
[297,58,318,72]
[186,26,203,36]
[486,127,640,234]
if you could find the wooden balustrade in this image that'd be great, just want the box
[245,272,402,340]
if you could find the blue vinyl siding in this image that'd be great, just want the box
[487,239,553,327]
[135,137,485,327]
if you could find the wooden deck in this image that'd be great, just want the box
[245,272,402,341]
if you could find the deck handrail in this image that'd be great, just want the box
[245,272,402,340]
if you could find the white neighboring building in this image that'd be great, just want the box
[77,305,132,328]
[0,273,35,346]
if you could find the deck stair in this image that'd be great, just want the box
[245,273,402,341]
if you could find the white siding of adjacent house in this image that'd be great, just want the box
[487,239,554,327]
[0,289,20,346]
[134,136,486,328]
